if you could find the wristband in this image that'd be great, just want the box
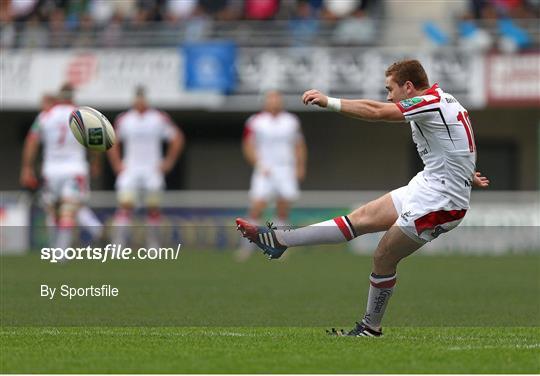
[326,97,341,112]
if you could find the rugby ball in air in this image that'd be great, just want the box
[69,106,115,151]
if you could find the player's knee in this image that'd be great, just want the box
[58,201,79,228]
[145,192,161,207]
[118,191,136,208]
[348,205,367,228]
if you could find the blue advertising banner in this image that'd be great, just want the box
[183,41,237,93]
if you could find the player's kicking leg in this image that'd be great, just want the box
[236,193,397,259]
[237,192,421,335]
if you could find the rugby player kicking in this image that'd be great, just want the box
[236,60,489,337]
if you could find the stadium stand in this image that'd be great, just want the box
[0,0,538,48]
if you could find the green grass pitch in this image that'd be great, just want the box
[1,249,539,373]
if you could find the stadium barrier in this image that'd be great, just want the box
[3,48,538,111]
[1,190,538,255]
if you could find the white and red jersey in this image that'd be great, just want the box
[243,111,303,168]
[29,103,88,177]
[396,84,477,208]
[115,108,178,172]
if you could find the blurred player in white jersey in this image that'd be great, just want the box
[20,85,103,250]
[237,60,490,336]
[236,90,307,261]
[107,86,184,248]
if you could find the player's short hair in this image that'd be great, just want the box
[385,60,429,90]
[58,83,74,101]
[135,85,146,97]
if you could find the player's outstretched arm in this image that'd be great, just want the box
[241,133,257,168]
[89,151,102,178]
[302,89,405,122]
[20,132,40,189]
[295,138,307,181]
[161,128,184,174]
[107,141,124,175]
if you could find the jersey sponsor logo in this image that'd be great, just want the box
[399,97,423,109]
[418,148,428,157]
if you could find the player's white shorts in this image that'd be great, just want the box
[42,173,89,205]
[391,173,468,243]
[249,166,299,202]
[115,169,164,205]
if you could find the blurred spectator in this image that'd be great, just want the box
[457,19,493,52]
[89,0,115,24]
[7,0,39,21]
[197,0,238,20]
[0,0,11,22]
[0,1,16,48]
[470,0,537,18]
[333,8,376,45]
[19,14,48,48]
[165,0,197,23]
[100,11,123,47]
[88,0,136,26]
[289,0,320,45]
[0,22,16,48]
[48,7,69,48]
[244,0,280,20]
[323,0,359,19]
[492,0,531,17]
[525,0,540,16]
[133,0,162,24]
[63,0,90,29]
[307,0,324,14]
[183,17,211,41]
[73,12,95,47]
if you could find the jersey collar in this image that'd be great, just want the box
[424,83,440,96]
